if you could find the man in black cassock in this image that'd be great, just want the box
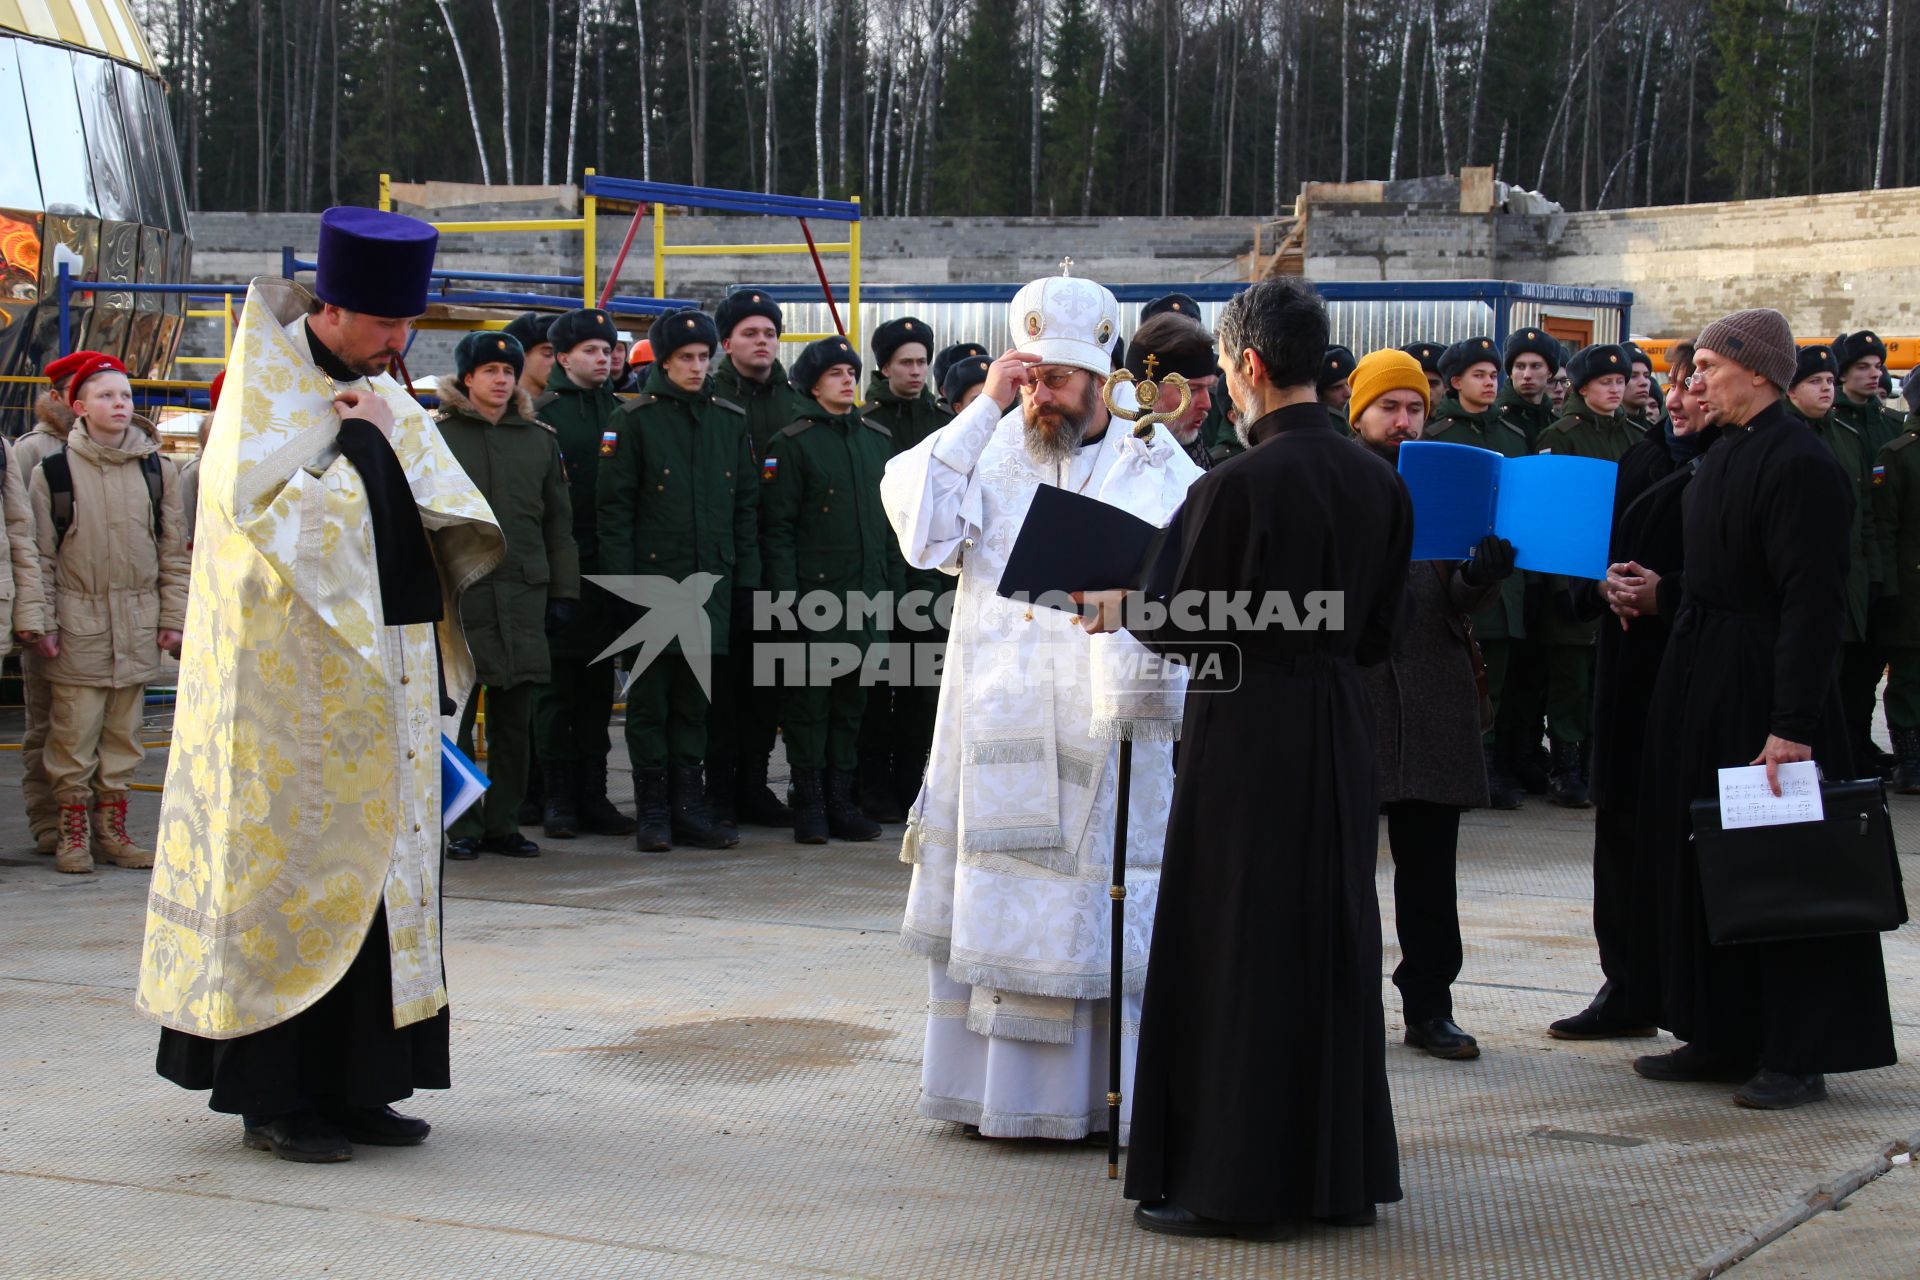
[1549,351,1718,1040]
[1114,278,1410,1238]
[1634,308,1896,1110]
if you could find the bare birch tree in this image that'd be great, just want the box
[435,0,495,183]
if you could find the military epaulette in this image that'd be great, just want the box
[532,416,559,437]
[713,397,746,415]
[533,390,560,412]
[1626,418,1649,435]
[777,420,815,438]
[859,401,888,417]
[1491,417,1529,446]
[620,393,655,412]
[862,418,893,438]
[1832,418,1864,442]
[1884,431,1920,452]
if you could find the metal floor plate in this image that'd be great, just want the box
[1,717,1915,1278]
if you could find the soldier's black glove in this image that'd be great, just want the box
[1461,535,1516,587]
[544,598,578,635]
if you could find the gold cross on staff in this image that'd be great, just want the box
[1059,256,1074,276]
[1142,353,1160,379]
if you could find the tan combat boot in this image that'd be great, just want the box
[34,826,56,856]
[54,798,93,874]
[91,793,154,869]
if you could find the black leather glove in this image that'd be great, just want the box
[544,598,578,635]
[1461,534,1516,587]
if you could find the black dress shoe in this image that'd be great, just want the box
[1734,1069,1827,1110]
[478,832,541,858]
[1548,1006,1658,1040]
[1132,1201,1296,1241]
[328,1104,432,1146]
[1632,1042,1754,1083]
[1323,1206,1377,1227]
[242,1111,353,1162]
[446,837,480,861]
[1405,1018,1481,1060]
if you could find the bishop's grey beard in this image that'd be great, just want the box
[1022,383,1098,466]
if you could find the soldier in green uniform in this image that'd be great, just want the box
[761,336,899,845]
[505,311,558,400]
[1786,344,1885,772]
[704,289,803,828]
[597,308,760,852]
[931,342,988,411]
[857,317,950,822]
[1496,327,1561,448]
[436,331,580,860]
[1425,336,1529,808]
[531,307,638,840]
[1833,330,1909,775]
[1401,340,1446,408]
[1534,343,1643,808]
[1320,344,1356,427]
[941,354,992,416]
[502,311,562,824]
[1872,418,1920,791]
[1621,342,1663,433]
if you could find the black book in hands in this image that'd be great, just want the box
[994,484,1171,612]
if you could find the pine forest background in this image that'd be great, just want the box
[134,0,1916,217]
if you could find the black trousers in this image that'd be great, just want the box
[1384,800,1463,1025]
[1589,800,1659,1024]
[1838,640,1885,757]
[156,906,450,1119]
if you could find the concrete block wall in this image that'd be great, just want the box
[1304,186,1920,340]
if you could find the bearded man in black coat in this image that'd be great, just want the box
[1107,278,1411,1239]
[1634,309,1896,1111]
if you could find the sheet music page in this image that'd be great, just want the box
[1716,761,1824,830]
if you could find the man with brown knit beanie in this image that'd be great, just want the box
[1633,308,1895,1112]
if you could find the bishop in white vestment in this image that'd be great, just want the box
[881,272,1202,1139]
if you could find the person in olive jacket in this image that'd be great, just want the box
[856,316,951,823]
[598,309,760,853]
[436,331,580,860]
[761,336,900,845]
[531,307,637,840]
[706,289,804,829]
[1873,418,1920,791]
[1425,336,1530,809]
[1786,344,1885,772]
[1533,343,1645,808]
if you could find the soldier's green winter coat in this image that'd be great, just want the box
[435,380,580,687]
[596,367,762,655]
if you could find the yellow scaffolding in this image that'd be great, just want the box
[648,195,861,344]
[380,170,598,309]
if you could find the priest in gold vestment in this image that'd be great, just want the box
[137,209,504,1163]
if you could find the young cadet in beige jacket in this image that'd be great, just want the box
[28,353,189,874]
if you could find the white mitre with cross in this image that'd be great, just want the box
[1008,257,1120,378]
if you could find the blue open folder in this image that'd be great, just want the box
[1396,440,1618,579]
[441,734,489,831]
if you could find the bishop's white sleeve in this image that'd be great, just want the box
[880,392,1005,574]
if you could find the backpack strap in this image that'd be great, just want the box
[44,449,73,550]
[142,453,164,541]
[43,448,165,550]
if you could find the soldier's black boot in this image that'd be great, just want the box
[1548,737,1591,809]
[516,762,545,827]
[858,749,905,823]
[1507,736,1551,795]
[1894,728,1920,795]
[738,756,793,826]
[670,764,738,849]
[1483,743,1524,810]
[577,757,638,836]
[706,760,739,830]
[790,768,829,845]
[634,767,672,852]
[542,763,579,839]
[824,767,883,841]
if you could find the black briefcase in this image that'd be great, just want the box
[1689,777,1909,946]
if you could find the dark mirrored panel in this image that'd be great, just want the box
[72,51,137,222]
